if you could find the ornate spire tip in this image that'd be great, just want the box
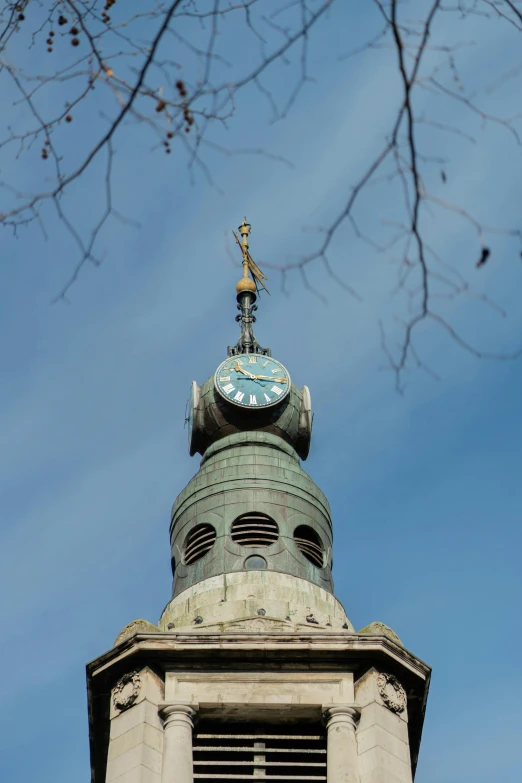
[232,217,269,296]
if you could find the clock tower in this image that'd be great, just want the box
[87,220,431,783]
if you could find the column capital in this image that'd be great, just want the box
[322,705,360,731]
[159,702,199,729]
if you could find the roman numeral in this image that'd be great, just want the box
[234,391,245,402]
[223,383,235,394]
[249,395,257,405]
[248,356,257,364]
[220,375,231,382]
[271,368,280,374]
[264,393,271,403]
[262,360,269,368]
[236,359,243,365]
[271,386,282,396]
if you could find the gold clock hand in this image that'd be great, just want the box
[234,364,256,379]
[254,374,287,382]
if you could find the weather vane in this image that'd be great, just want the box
[232,218,269,295]
[228,218,271,357]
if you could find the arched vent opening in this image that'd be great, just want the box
[294,525,325,568]
[231,513,279,547]
[183,524,216,565]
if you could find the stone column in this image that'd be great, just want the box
[323,706,360,783]
[159,704,198,783]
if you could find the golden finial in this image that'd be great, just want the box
[233,217,269,295]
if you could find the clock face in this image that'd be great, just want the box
[214,354,291,409]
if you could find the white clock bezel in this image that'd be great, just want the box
[214,354,291,409]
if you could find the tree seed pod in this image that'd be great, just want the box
[71,37,79,46]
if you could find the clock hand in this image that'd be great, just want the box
[234,364,256,379]
[231,365,286,383]
[253,374,287,382]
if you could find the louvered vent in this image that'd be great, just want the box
[231,513,279,547]
[193,723,327,780]
[183,524,216,565]
[293,525,325,568]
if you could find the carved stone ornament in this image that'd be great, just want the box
[113,618,159,647]
[112,671,141,712]
[377,672,407,714]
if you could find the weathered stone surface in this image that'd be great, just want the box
[323,706,360,783]
[114,620,160,647]
[108,723,163,762]
[355,668,413,783]
[355,668,408,724]
[358,622,403,647]
[104,668,165,783]
[356,701,409,743]
[159,571,353,631]
[105,743,162,782]
[159,704,197,783]
[109,765,160,783]
[164,670,355,707]
[109,700,163,741]
[357,724,410,764]
[357,745,412,783]
[110,667,164,721]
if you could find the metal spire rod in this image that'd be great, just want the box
[228,218,271,357]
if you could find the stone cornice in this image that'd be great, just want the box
[88,631,431,682]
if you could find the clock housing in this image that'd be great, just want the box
[214,353,291,410]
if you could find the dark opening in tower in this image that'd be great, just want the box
[231,513,279,547]
[293,525,325,568]
[193,721,327,780]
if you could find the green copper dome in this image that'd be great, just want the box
[170,432,333,599]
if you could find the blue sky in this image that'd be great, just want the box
[1,2,522,781]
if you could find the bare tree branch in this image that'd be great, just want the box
[2,0,522,388]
